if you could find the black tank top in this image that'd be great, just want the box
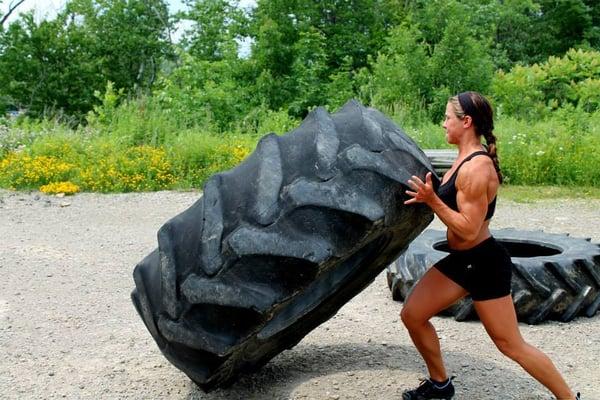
[436,151,497,221]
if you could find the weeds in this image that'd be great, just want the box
[0,96,598,193]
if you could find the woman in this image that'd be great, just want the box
[401,92,579,400]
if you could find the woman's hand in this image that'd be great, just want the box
[404,172,436,205]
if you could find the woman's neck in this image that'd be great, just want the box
[456,138,484,158]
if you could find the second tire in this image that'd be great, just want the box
[387,229,600,324]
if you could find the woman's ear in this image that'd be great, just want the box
[462,115,473,128]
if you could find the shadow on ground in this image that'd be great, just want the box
[184,342,542,400]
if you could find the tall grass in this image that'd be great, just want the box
[0,96,296,193]
[495,107,600,186]
[1,97,599,193]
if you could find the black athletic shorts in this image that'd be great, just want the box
[434,236,512,301]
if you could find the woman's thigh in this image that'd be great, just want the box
[473,295,523,348]
[402,267,468,321]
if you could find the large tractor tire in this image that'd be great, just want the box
[387,229,600,324]
[131,100,438,391]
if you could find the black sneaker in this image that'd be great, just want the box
[575,393,581,400]
[402,377,455,400]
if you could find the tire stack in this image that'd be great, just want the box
[132,100,438,391]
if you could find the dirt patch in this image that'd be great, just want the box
[1,190,598,399]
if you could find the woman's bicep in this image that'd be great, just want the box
[456,170,489,226]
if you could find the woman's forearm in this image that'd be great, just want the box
[426,195,481,241]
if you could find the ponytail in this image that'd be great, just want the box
[482,130,503,184]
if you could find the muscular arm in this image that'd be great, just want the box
[405,157,494,242]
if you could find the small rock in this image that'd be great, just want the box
[59,202,71,207]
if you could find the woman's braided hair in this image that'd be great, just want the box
[450,91,503,184]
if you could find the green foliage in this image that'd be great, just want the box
[166,131,253,187]
[530,0,593,60]
[153,51,254,131]
[0,12,103,120]
[365,17,494,121]
[400,119,450,149]
[288,28,329,117]
[248,0,398,114]
[325,56,357,111]
[182,0,249,61]
[236,104,299,137]
[428,18,494,118]
[86,81,124,126]
[493,49,600,119]
[0,126,256,192]
[496,108,600,186]
[93,96,187,146]
[364,24,431,115]
[1,0,600,192]
[403,0,597,69]
[0,0,172,121]
[65,0,173,93]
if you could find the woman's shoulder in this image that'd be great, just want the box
[456,155,497,187]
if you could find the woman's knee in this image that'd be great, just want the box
[400,303,428,328]
[493,336,526,360]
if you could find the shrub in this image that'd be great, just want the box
[166,131,254,188]
[0,153,75,189]
[493,49,600,119]
[40,181,80,195]
[78,144,176,192]
[495,110,600,186]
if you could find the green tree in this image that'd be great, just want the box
[365,13,493,121]
[0,0,173,120]
[288,28,328,117]
[325,55,356,111]
[429,18,494,119]
[0,12,102,118]
[66,0,173,93]
[398,0,597,69]
[249,0,399,112]
[474,0,540,70]
[522,0,593,64]
[364,23,432,112]
[181,0,249,61]
[583,0,600,48]
[492,48,600,119]
[153,50,254,131]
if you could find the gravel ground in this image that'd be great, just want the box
[1,190,599,400]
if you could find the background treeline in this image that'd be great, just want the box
[0,0,599,193]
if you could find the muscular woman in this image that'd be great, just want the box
[401,92,579,400]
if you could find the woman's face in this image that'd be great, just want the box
[442,102,466,144]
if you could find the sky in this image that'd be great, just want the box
[2,0,256,24]
[2,0,256,48]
